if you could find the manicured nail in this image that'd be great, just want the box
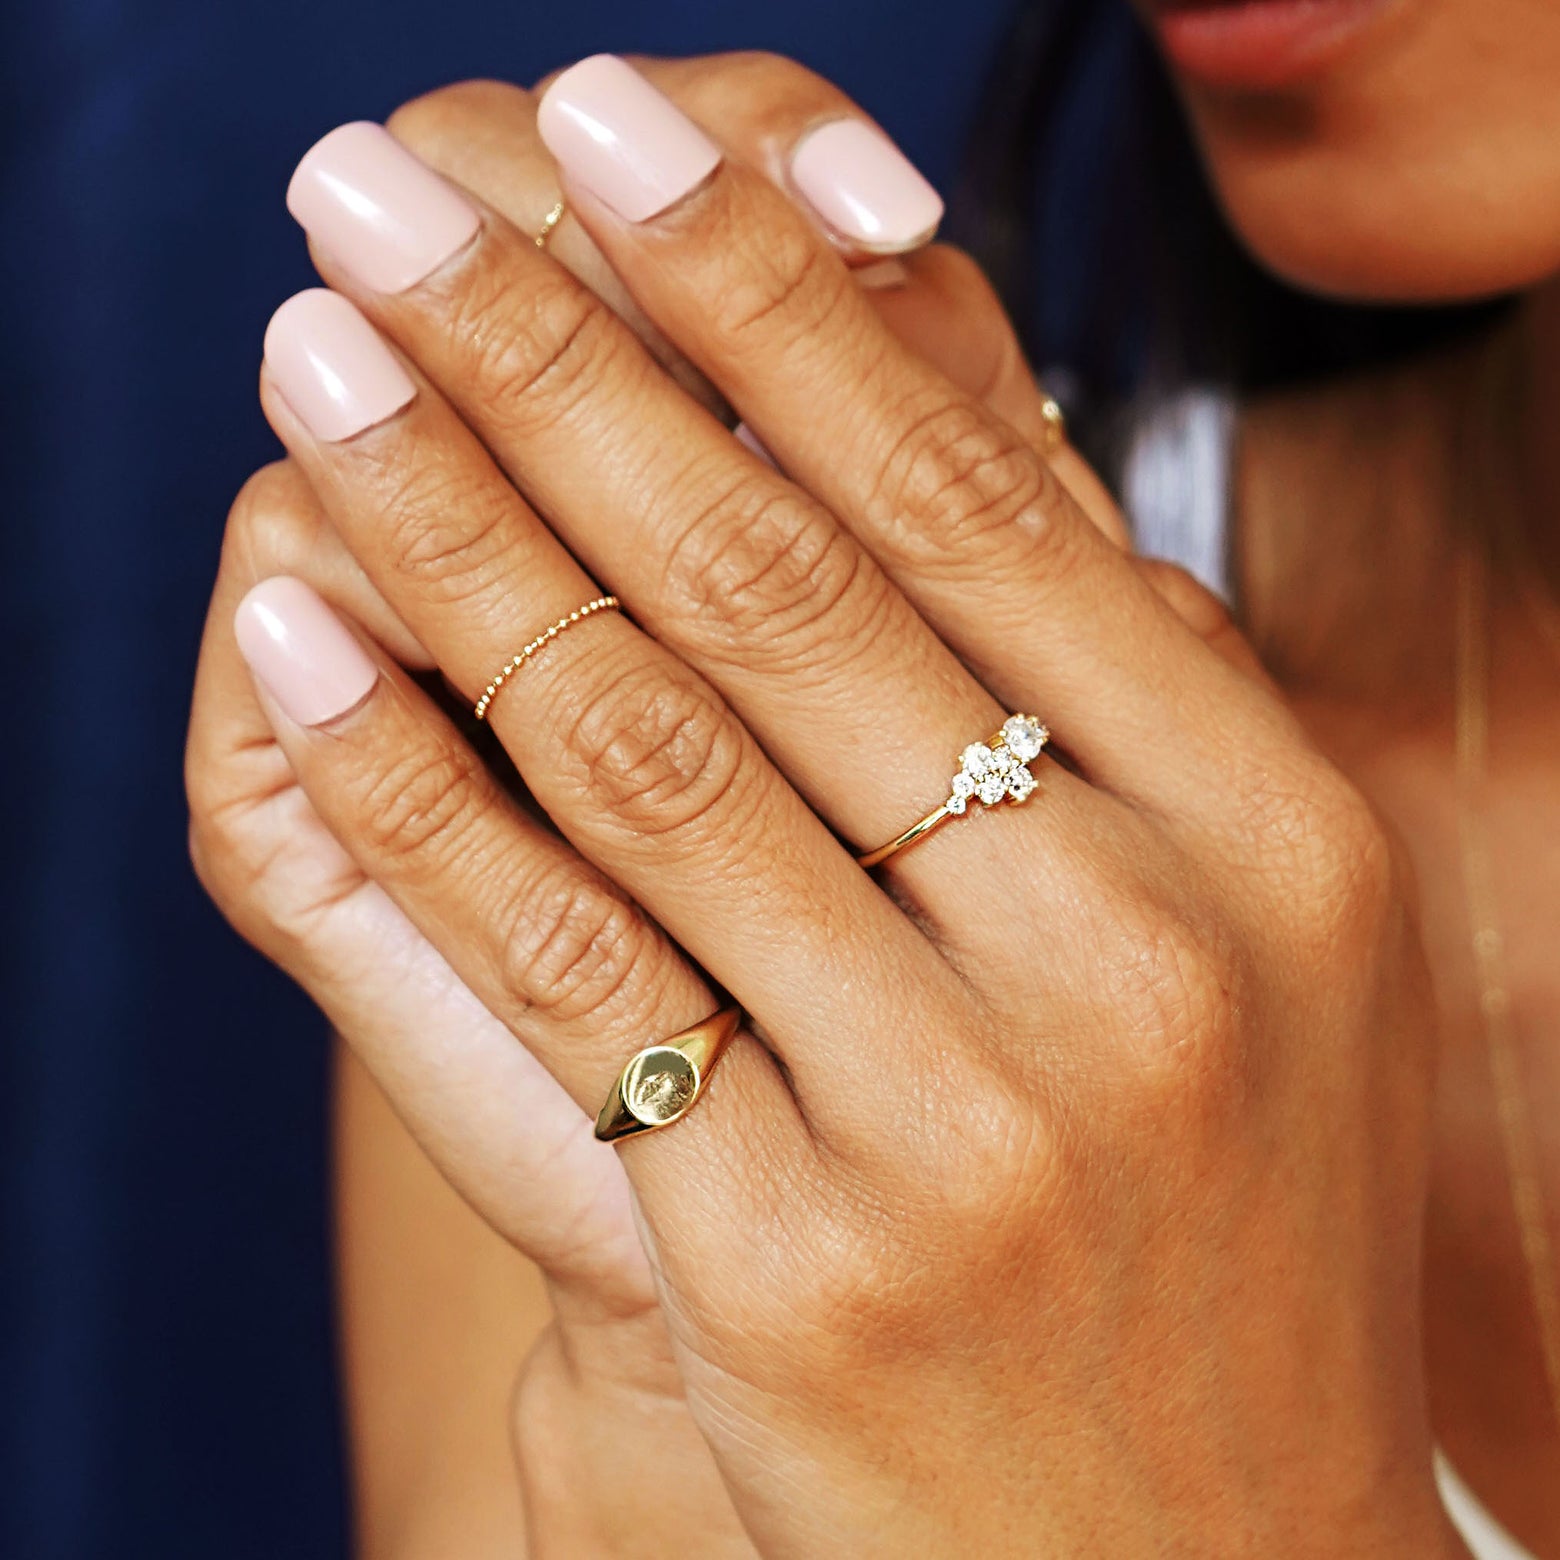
[733,421,777,468]
[854,257,911,291]
[287,121,480,293]
[789,120,943,253]
[537,55,722,223]
[234,577,380,728]
[264,290,416,442]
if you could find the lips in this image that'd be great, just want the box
[1144,0,1397,89]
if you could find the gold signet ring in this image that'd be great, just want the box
[595,1006,742,1143]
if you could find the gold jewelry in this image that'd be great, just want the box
[472,594,620,722]
[595,1006,742,1142]
[1038,390,1066,454]
[856,714,1049,869]
[533,199,566,250]
[1455,530,1560,1438]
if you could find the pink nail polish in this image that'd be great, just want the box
[234,576,380,728]
[733,421,778,469]
[264,290,416,443]
[287,121,480,294]
[789,120,943,253]
[536,54,722,223]
[853,257,911,292]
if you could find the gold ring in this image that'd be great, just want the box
[595,1006,742,1142]
[534,198,566,249]
[472,594,620,722]
[855,714,1050,870]
[1038,392,1066,454]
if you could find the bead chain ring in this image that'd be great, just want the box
[471,595,620,722]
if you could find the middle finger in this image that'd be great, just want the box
[279,119,1110,911]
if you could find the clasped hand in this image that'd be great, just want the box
[187,52,1456,1557]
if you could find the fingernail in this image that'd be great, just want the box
[536,54,722,223]
[789,120,943,253]
[733,421,777,468]
[234,577,380,728]
[264,290,416,442]
[287,121,480,294]
[854,257,911,292]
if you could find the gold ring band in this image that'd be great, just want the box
[595,1006,742,1142]
[472,594,620,722]
[534,198,566,249]
[1038,392,1066,454]
[856,714,1050,870]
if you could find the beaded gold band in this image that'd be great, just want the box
[856,714,1050,870]
[595,1006,742,1143]
[533,199,566,249]
[471,595,620,722]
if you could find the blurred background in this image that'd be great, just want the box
[2,1,1098,1554]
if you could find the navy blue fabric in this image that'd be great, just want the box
[0,3,1017,1554]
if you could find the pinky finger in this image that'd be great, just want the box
[1128,556,1277,692]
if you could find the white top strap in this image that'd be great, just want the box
[1121,386,1236,602]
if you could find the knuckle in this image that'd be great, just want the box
[656,474,883,671]
[495,863,662,1025]
[776,1111,1058,1376]
[373,447,515,608]
[1294,777,1401,945]
[557,654,751,845]
[719,48,813,82]
[868,396,1073,579]
[1241,760,1402,944]
[1103,903,1247,1088]
[350,742,488,871]
[704,212,854,354]
[923,1073,1061,1238]
[386,78,530,151]
[224,460,318,573]
[453,262,629,435]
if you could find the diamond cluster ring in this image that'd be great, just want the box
[855,714,1050,870]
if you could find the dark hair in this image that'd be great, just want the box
[947,0,1500,470]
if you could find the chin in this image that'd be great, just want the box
[1191,130,1560,306]
[1164,2,1560,309]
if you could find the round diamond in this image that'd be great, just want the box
[951,771,977,799]
[976,773,1007,806]
[1005,764,1037,802]
[988,746,1015,776]
[1002,716,1047,762]
[961,742,994,777]
[945,793,967,815]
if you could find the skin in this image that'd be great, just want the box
[183,11,1560,1558]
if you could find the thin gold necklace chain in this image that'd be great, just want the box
[1453,533,1560,1435]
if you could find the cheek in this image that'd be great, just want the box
[1177,2,1560,302]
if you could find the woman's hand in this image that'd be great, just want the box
[192,52,1460,1557]
[190,53,1099,1556]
